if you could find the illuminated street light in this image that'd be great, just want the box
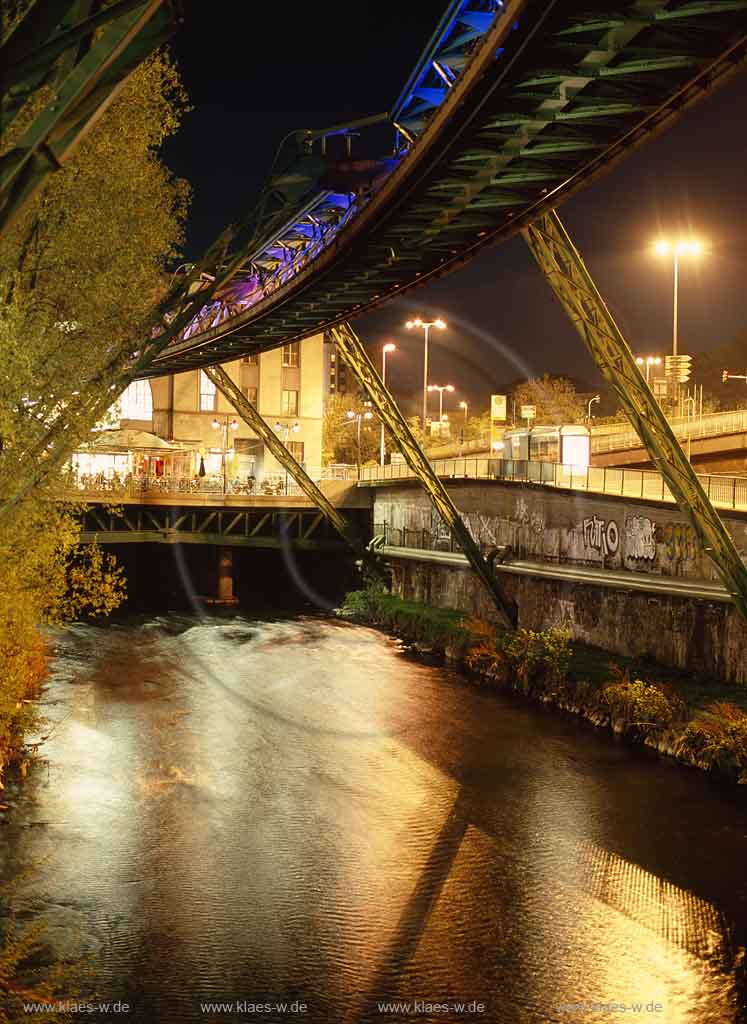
[212,416,239,493]
[274,420,300,493]
[587,395,600,421]
[345,408,374,473]
[458,399,468,427]
[635,355,663,385]
[405,317,447,429]
[427,383,455,423]
[653,237,705,407]
[380,342,396,466]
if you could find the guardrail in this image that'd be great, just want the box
[64,466,359,501]
[591,408,747,455]
[361,458,747,512]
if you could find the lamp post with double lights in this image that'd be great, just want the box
[405,317,446,431]
[380,342,396,466]
[427,383,455,424]
[274,420,300,493]
[653,238,704,408]
[635,355,662,385]
[211,415,239,493]
[346,408,373,474]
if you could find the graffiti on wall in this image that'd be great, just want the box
[465,513,498,548]
[663,522,697,563]
[626,516,656,561]
[515,496,545,535]
[582,516,619,558]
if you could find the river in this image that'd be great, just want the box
[2,613,747,1023]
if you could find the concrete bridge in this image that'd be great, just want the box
[590,409,747,473]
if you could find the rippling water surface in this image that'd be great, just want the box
[2,614,747,1023]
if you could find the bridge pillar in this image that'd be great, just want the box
[522,210,747,620]
[329,321,516,629]
[217,546,234,603]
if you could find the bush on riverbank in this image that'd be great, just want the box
[341,588,747,784]
[599,673,687,740]
[674,702,747,776]
[341,588,470,649]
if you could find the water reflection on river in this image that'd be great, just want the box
[2,614,747,1023]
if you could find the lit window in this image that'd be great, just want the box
[288,440,305,463]
[241,385,258,405]
[200,371,217,412]
[282,343,299,368]
[281,389,299,416]
[119,380,152,420]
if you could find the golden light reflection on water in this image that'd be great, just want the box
[6,618,747,1023]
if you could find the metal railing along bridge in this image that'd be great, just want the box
[360,458,747,513]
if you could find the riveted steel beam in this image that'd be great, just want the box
[202,365,382,577]
[522,210,747,620]
[0,0,179,238]
[329,321,516,628]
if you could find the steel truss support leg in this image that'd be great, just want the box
[329,322,516,629]
[203,365,381,576]
[522,210,747,620]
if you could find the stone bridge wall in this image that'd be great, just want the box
[373,481,747,682]
[373,481,747,583]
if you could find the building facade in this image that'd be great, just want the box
[118,334,325,481]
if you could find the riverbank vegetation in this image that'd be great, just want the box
[0,50,190,793]
[1,37,191,1014]
[341,588,747,784]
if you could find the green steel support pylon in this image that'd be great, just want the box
[522,210,747,620]
[203,365,382,576]
[329,321,516,629]
[0,0,179,238]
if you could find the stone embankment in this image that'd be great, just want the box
[340,589,747,786]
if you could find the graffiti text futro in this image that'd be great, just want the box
[582,516,619,557]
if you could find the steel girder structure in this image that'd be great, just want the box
[80,503,353,551]
[330,321,516,629]
[140,0,747,378]
[523,210,747,620]
[202,365,381,575]
[0,0,181,237]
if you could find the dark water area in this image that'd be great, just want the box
[2,610,747,1023]
[109,542,360,613]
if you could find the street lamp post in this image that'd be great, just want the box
[405,317,447,431]
[654,238,703,408]
[635,355,662,385]
[274,420,300,493]
[587,395,600,422]
[346,408,373,474]
[380,343,396,466]
[427,383,455,424]
[211,416,239,493]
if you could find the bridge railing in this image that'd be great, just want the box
[361,458,747,513]
[591,408,747,455]
[64,466,359,501]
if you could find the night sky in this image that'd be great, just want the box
[164,1,747,415]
